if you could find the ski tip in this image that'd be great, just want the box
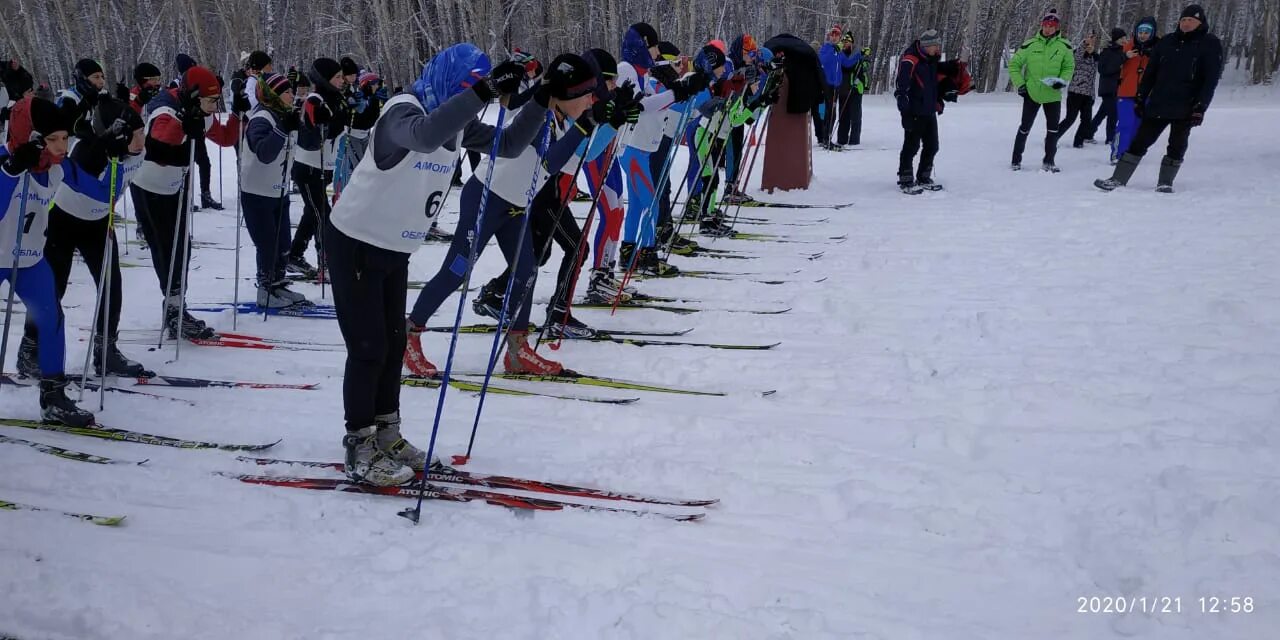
[226,438,283,452]
[450,455,471,466]
[761,389,778,397]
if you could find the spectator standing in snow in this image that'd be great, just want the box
[834,35,867,147]
[894,30,942,193]
[817,25,852,149]
[1114,17,1159,162]
[1058,33,1098,148]
[1007,8,1074,172]
[1094,4,1221,193]
[1086,28,1126,147]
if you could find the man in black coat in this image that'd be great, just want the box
[1087,28,1126,145]
[895,30,942,193]
[1096,4,1222,193]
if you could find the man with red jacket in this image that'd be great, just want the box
[130,65,239,340]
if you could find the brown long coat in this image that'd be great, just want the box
[760,77,813,193]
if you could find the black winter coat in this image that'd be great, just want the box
[1140,23,1223,120]
[763,34,824,114]
[1096,43,1125,96]
[894,41,939,118]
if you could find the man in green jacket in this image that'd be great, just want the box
[1008,9,1075,171]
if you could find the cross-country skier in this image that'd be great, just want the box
[1094,4,1221,193]
[240,72,311,308]
[0,97,96,426]
[17,95,153,379]
[1008,9,1075,172]
[127,63,163,115]
[131,64,240,340]
[405,52,605,379]
[327,43,532,486]
[286,58,348,280]
[56,59,108,139]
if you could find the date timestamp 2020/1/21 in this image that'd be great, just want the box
[1077,596,1255,614]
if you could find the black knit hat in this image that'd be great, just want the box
[630,22,660,47]
[247,50,272,71]
[1180,4,1206,23]
[311,57,342,82]
[544,53,597,100]
[3,60,34,96]
[700,44,727,71]
[175,53,197,74]
[29,97,70,136]
[585,49,618,78]
[1109,27,1127,43]
[133,62,162,85]
[340,57,360,77]
[657,41,681,60]
[75,58,103,78]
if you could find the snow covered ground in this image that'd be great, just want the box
[2,91,1278,639]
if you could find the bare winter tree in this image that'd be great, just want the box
[2,0,1274,93]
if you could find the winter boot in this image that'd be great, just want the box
[638,247,681,277]
[343,425,414,486]
[1041,163,1061,173]
[618,242,639,271]
[15,335,39,379]
[92,334,155,378]
[721,186,754,205]
[425,223,453,242]
[680,195,702,223]
[471,282,505,320]
[164,296,216,340]
[699,215,735,238]
[915,167,943,191]
[403,320,438,376]
[285,255,318,279]
[200,192,223,211]
[39,376,95,427]
[586,269,633,304]
[1155,156,1182,193]
[256,279,308,309]
[658,224,699,255]
[1011,128,1029,167]
[375,412,436,471]
[898,169,922,195]
[1094,153,1142,191]
[503,330,564,375]
[544,305,598,339]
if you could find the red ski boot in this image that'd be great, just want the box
[503,330,564,375]
[403,320,438,376]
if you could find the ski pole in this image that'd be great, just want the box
[232,113,246,329]
[0,173,33,378]
[400,104,508,526]
[318,123,328,301]
[79,158,119,408]
[726,107,770,230]
[262,120,297,323]
[157,145,196,350]
[611,99,696,312]
[170,145,200,363]
[525,126,603,349]
[459,111,555,464]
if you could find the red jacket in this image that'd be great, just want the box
[1118,41,1152,98]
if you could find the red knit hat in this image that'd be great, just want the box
[182,65,220,99]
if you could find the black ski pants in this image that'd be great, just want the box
[1058,92,1094,147]
[1089,94,1118,143]
[485,177,586,313]
[1124,117,1194,161]
[290,164,332,262]
[131,184,191,299]
[1012,95,1062,165]
[836,88,863,145]
[327,221,409,432]
[898,114,939,181]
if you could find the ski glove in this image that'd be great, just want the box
[1048,79,1067,90]
[650,63,679,90]
[943,89,959,103]
[1017,85,1028,98]
[232,91,251,116]
[115,82,130,102]
[2,136,44,175]
[308,98,334,126]
[488,61,526,97]
[181,109,207,139]
[590,97,630,129]
[279,109,302,133]
[1189,104,1205,127]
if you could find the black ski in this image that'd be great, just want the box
[0,417,280,451]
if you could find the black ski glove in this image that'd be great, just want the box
[279,109,302,133]
[943,89,959,103]
[488,61,526,97]
[1048,79,1067,90]
[590,98,629,129]
[115,82,130,101]
[2,135,45,175]
[100,116,133,156]
[649,63,679,89]
[1017,85,1028,98]
[182,107,207,139]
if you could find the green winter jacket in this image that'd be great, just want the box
[1008,32,1076,104]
